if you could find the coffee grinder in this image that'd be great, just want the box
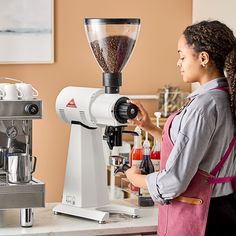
[53,18,141,223]
[0,99,45,227]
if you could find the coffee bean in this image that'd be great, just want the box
[90,35,135,73]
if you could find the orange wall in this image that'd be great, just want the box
[0,0,192,202]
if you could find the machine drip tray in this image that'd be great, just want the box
[0,173,45,209]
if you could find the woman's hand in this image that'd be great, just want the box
[125,166,147,189]
[128,100,156,133]
[126,166,140,180]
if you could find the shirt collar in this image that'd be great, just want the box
[188,77,228,99]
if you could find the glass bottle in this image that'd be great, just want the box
[150,139,160,172]
[139,132,154,174]
[130,126,143,192]
[150,112,161,171]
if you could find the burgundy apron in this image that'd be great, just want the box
[157,89,236,236]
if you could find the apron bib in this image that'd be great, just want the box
[157,90,236,236]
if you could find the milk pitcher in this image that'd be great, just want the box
[7,153,37,184]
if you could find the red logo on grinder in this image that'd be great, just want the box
[66,99,77,108]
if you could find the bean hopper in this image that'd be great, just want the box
[53,18,141,223]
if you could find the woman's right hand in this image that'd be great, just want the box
[127,100,157,133]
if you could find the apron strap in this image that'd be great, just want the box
[209,87,236,185]
[209,175,236,184]
[210,135,236,176]
[212,87,229,92]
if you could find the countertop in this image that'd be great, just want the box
[0,201,158,236]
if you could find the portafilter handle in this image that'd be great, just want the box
[114,163,130,174]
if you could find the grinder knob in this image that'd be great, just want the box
[114,97,138,123]
[118,103,137,119]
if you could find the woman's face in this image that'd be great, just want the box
[177,35,203,83]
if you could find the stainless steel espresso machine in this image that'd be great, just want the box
[0,99,45,227]
[53,18,141,223]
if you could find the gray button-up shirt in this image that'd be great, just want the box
[146,78,236,204]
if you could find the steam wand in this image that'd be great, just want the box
[22,120,30,156]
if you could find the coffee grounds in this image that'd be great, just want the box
[90,35,136,73]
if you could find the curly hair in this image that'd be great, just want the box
[183,20,236,123]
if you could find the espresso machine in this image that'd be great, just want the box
[53,18,141,223]
[0,99,45,227]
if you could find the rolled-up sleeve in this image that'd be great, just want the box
[145,172,165,204]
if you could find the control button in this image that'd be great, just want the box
[25,104,39,115]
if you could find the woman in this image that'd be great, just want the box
[126,20,236,236]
